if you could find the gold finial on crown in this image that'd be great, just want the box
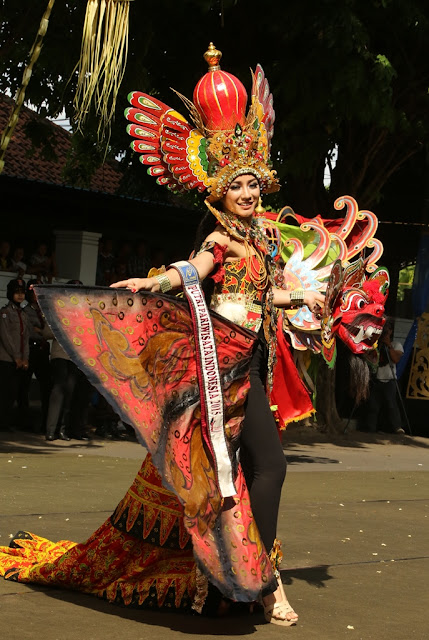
[204,42,222,71]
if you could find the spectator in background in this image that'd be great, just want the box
[128,239,151,278]
[91,393,131,441]
[28,242,56,282]
[96,237,116,286]
[0,240,12,271]
[45,280,92,442]
[19,279,52,433]
[0,278,30,430]
[114,241,132,282]
[363,318,405,434]
[150,246,166,269]
[10,245,27,277]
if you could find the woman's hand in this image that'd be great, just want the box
[303,290,325,317]
[273,287,325,315]
[110,277,160,293]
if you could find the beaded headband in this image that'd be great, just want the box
[125,43,280,203]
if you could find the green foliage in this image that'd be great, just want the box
[397,264,415,301]
[23,119,58,163]
[62,129,112,189]
[1,0,429,213]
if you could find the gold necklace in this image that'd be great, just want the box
[204,199,270,289]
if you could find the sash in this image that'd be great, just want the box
[170,261,236,498]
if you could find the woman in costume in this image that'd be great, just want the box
[0,44,323,626]
[112,43,324,625]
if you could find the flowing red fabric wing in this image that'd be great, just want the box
[33,285,275,601]
[271,317,315,429]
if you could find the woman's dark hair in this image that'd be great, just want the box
[335,341,371,409]
[193,210,217,254]
[192,210,218,303]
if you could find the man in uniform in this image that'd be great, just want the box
[0,278,30,430]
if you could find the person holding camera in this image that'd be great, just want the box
[365,318,405,434]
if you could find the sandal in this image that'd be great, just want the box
[263,589,298,627]
[263,539,298,626]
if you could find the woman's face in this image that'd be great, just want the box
[221,174,260,219]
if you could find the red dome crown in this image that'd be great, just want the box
[193,43,247,131]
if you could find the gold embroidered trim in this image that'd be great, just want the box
[211,292,262,315]
[269,538,283,579]
[191,566,209,614]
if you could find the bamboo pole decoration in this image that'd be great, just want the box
[0,0,56,174]
[74,0,133,142]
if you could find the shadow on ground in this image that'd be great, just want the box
[282,427,429,451]
[283,565,333,589]
[0,432,104,455]
[286,454,340,465]
[11,584,262,635]
[11,565,333,634]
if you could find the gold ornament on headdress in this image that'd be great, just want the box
[204,42,222,71]
[204,121,279,203]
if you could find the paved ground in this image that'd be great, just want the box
[1,428,428,640]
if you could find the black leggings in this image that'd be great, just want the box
[239,340,287,554]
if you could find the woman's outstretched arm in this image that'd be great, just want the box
[111,231,228,292]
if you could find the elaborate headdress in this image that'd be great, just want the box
[125,43,280,204]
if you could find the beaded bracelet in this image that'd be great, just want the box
[290,288,305,307]
[154,273,172,293]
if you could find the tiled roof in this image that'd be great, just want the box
[0,93,123,194]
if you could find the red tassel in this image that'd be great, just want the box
[210,243,228,283]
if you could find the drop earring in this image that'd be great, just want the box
[255,197,265,214]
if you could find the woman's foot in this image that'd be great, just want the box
[262,579,298,626]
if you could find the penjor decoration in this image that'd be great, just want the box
[74,0,133,140]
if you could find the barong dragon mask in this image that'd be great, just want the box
[266,195,390,367]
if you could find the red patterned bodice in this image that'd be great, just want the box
[211,256,265,332]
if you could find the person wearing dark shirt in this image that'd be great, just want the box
[365,319,405,434]
[0,279,30,430]
[96,237,116,286]
[19,280,52,433]
[0,240,12,272]
[127,239,151,278]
